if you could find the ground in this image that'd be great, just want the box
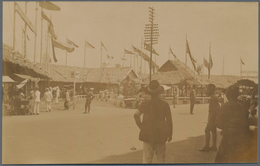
[3,99,222,164]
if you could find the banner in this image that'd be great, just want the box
[67,38,79,48]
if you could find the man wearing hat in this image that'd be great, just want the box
[199,84,220,152]
[134,80,173,163]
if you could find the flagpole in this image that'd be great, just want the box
[123,50,125,67]
[65,38,68,78]
[101,41,103,68]
[40,7,43,66]
[130,46,132,67]
[222,56,224,75]
[24,2,28,58]
[34,2,38,63]
[185,34,187,70]
[13,2,16,51]
[208,42,211,80]
[140,38,143,75]
[168,45,170,60]
[240,57,242,78]
[84,40,86,80]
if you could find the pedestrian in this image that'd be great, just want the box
[29,89,35,115]
[214,85,250,163]
[84,90,94,114]
[64,89,70,110]
[172,86,178,108]
[190,85,196,114]
[134,80,173,163]
[55,86,60,104]
[199,84,220,152]
[44,88,53,112]
[33,87,41,115]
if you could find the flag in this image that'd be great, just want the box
[196,64,203,74]
[48,24,57,40]
[101,41,107,51]
[124,49,134,54]
[144,43,159,56]
[203,58,209,69]
[186,40,196,70]
[107,55,113,59]
[241,58,245,65]
[169,46,177,59]
[67,38,79,48]
[41,11,52,25]
[85,41,95,49]
[39,1,61,11]
[132,45,139,53]
[209,49,213,69]
[51,38,75,62]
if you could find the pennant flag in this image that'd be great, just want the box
[203,58,209,69]
[101,41,108,51]
[186,40,197,70]
[144,42,159,56]
[41,11,52,25]
[51,38,75,62]
[85,41,95,49]
[240,57,245,65]
[39,1,61,11]
[48,24,57,39]
[67,38,79,48]
[124,49,134,54]
[169,46,177,59]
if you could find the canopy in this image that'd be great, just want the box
[237,79,258,87]
[16,79,28,89]
[161,85,171,91]
[2,76,15,83]
[14,73,35,80]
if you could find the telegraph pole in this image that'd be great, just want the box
[144,7,159,83]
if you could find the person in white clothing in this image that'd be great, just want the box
[34,87,41,115]
[55,86,60,104]
[44,88,53,112]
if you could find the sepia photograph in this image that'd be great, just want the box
[2,1,258,164]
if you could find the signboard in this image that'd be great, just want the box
[15,3,37,35]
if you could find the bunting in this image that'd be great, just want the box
[101,41,107,51]
[124,49,134,54]
[67,38,79,48]
[240,58,245,65]
[85,41,95,49]
[39,1,61,11]
[144,42,159,56]
[51,38,75,62]
[186,40,197,70]
[169,46,177,59]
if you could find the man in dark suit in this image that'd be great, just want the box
[134,80,173,163]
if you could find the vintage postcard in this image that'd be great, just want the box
[2,1,258,164]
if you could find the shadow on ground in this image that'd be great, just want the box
[93,134,220,164]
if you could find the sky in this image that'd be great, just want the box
[2,1,258,76]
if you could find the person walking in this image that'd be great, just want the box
[55,86,60,104]
[29,89,35,115]
[44,88,53,112]
[134,80,173,163]
[190,85,196,114]
[64,89,70,110]
[33,87,41,115]
[84,90,94,114]
[199,84,220,152]
[214,85,250,163]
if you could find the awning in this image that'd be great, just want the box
[16,79,28,89]
[14,73,36,80]
[161,85,171,91]
[2,76,16,83]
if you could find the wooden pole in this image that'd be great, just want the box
[65,38,68,77]
[84,40,86,80]
[40,7,43,65]
[24,2,28,58]
[73,67,76,110]
[34,2,38,63]
[101,41,102,68]
[13,2,16,51]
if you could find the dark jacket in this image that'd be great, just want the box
[208,94,220,122]
[138,98,173,144]
[215,101,250,163]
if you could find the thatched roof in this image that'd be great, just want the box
[49,64,138,84]
[2,44,49,78]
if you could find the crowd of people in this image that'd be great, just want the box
[134,80,258,164]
